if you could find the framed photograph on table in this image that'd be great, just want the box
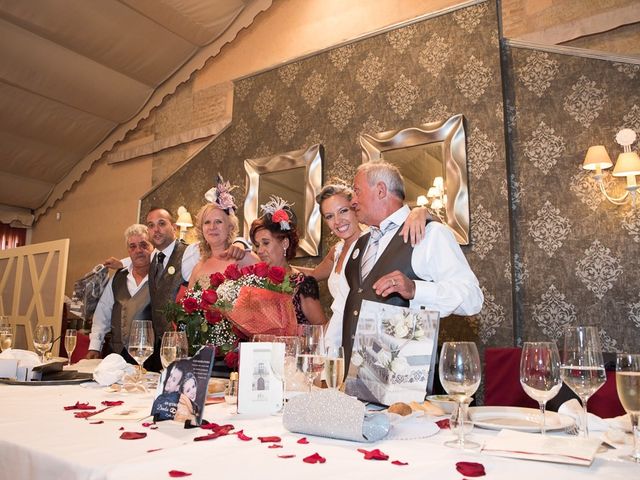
[345,300,440,406]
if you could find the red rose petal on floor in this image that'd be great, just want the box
[147,448,163,453]
[456,462,486,477]
[64,402,96,411]
[278,455,296,459]
[258,436,282,443]
[268,444,283,449]
[89,420,104,425]
[436,419,450,429]
[357,448,389,461]
[120,432,147,440]
[236,430,252,441]
[168,470,192,477]
[391,460,408,466]
[101,400,124,407]
[297,437,309,444]
[303,453,326,464]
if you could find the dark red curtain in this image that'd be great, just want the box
[1,223,26,250]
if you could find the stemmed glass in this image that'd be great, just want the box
[0,325,13,352]
[439,341,481,449]
[33,324,54,364]
[175,331,189,360]
[616,353,640,462]
[560,326,606,438]
[275,335,300,396]
[64,329,78,366]
[128,320,154,379]
[324,346,345,390]
[160,331,179,369]
[520,342,562,435]
[296,325,325,392]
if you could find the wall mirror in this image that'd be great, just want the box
[360,114,469,244]
[243,144,323,257]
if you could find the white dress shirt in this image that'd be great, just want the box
[89,265,149,351]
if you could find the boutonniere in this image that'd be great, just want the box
[167,266,175,275]
[352,248,360,260]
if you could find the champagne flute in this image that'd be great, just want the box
[520,342,562,435]
[64,329,78,366]
[160,331,179,369]
[616,353,640,462]
[324,346,345,389]
[439,342,481,449]
[33,324,54,364]
[296,325,325,392]
[128,320,154,378]
[0,325,12,352]
[561,326,606,438]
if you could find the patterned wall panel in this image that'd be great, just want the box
[142,1,514,347]
[504,45,640,351]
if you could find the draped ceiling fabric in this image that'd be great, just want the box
[0,0,272,220]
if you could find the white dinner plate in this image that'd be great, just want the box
[468,406,575,432]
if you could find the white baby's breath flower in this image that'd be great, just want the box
[390,357,410,375]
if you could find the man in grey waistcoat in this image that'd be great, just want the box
[87,224,153,367]
[342,162,484,367]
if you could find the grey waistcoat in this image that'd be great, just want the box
[111,269,152,353]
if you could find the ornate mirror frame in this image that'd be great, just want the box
[360,114,469,244]
[243,144,323,257]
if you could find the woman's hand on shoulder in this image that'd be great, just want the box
[400,206,435,247]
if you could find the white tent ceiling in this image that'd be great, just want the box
[0,0,272,222]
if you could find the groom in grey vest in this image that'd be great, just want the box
[342,162,483,367]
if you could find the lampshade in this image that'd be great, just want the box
[416,195,428,206]
[612,151,640,177]
[427,186,439,198]
[583,145,613,171]
[176,206,193,227]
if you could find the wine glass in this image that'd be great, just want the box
[616,353,640,462]
[439,342,481,449]
[128,320,154,377]
[520,342,562,435]
[160,331,179,369]
[0,325,13,352]
[33,324,54,364]
[324,346,345,390]
[296,324,325,392]
[561,326,606,438]
[64,329,78,366]
[275,335,300,396]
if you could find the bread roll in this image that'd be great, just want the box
[207,378,226,394]
[388,402,412,416]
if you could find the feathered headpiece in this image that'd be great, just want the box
[204,174,237,214]
[260,195,294,231]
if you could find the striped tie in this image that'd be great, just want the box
[360,222,395,280]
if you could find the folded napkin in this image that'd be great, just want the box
[283,389,390,442]
[483,429,602,466]
[0,348,40,368]
[93,354,136,386]
[559,399,631,432]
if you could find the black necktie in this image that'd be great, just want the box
[155,252,166,284]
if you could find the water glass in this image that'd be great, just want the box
[274,335,300,395]
[520,342,562,435]
[33,324,54,363]
[616,353,640,462]
[296,325,325,392]
[64,329,78,366]
[439,341,481,449]
[561,326,606,438]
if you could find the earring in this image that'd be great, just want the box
[283,246,287,257]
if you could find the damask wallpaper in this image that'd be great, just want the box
[503,45,640,351]
[141,0,512,348]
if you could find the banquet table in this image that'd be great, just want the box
[0,382,636,480]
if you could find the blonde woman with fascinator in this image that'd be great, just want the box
[250,196,327,326]
[188,176,259,289]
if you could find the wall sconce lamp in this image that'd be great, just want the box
[175,206,193,240]
[583,128,640,207]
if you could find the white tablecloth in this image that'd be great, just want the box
[0,383,636,480]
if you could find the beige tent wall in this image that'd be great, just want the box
[29,0,639,295]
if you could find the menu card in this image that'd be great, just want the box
[482,429,602,466]
[151,346,215,426]
[237,342,284,415]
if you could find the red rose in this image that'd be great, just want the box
[209,272,225,288]
[205,309,223,325]
[240,265,255,276]
[224,351,239,369]
[253,262,269,278]
[272,209,289,224]
[224,263,241,280]
[267,266,286,284]
[182,297,199,314]
[201,289,218,305]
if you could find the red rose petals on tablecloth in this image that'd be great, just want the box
[74,407,108,419]
[303,453,326,464]
[89,421,104,425]
[391,460,408,466]
[456,461,486,477]
[142,422,154,427]
[64,402,96,411]
[168,470,192,477]
[268,444,283,449]
[147,448,163,453]
[236,430,252,441]
[436,419,450,429]
[278,455,296,459]
[297,437,309,444]
[101,400,124,407]
[120,432,147,440]
[258,436,281,443]
[357,448,389,461]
